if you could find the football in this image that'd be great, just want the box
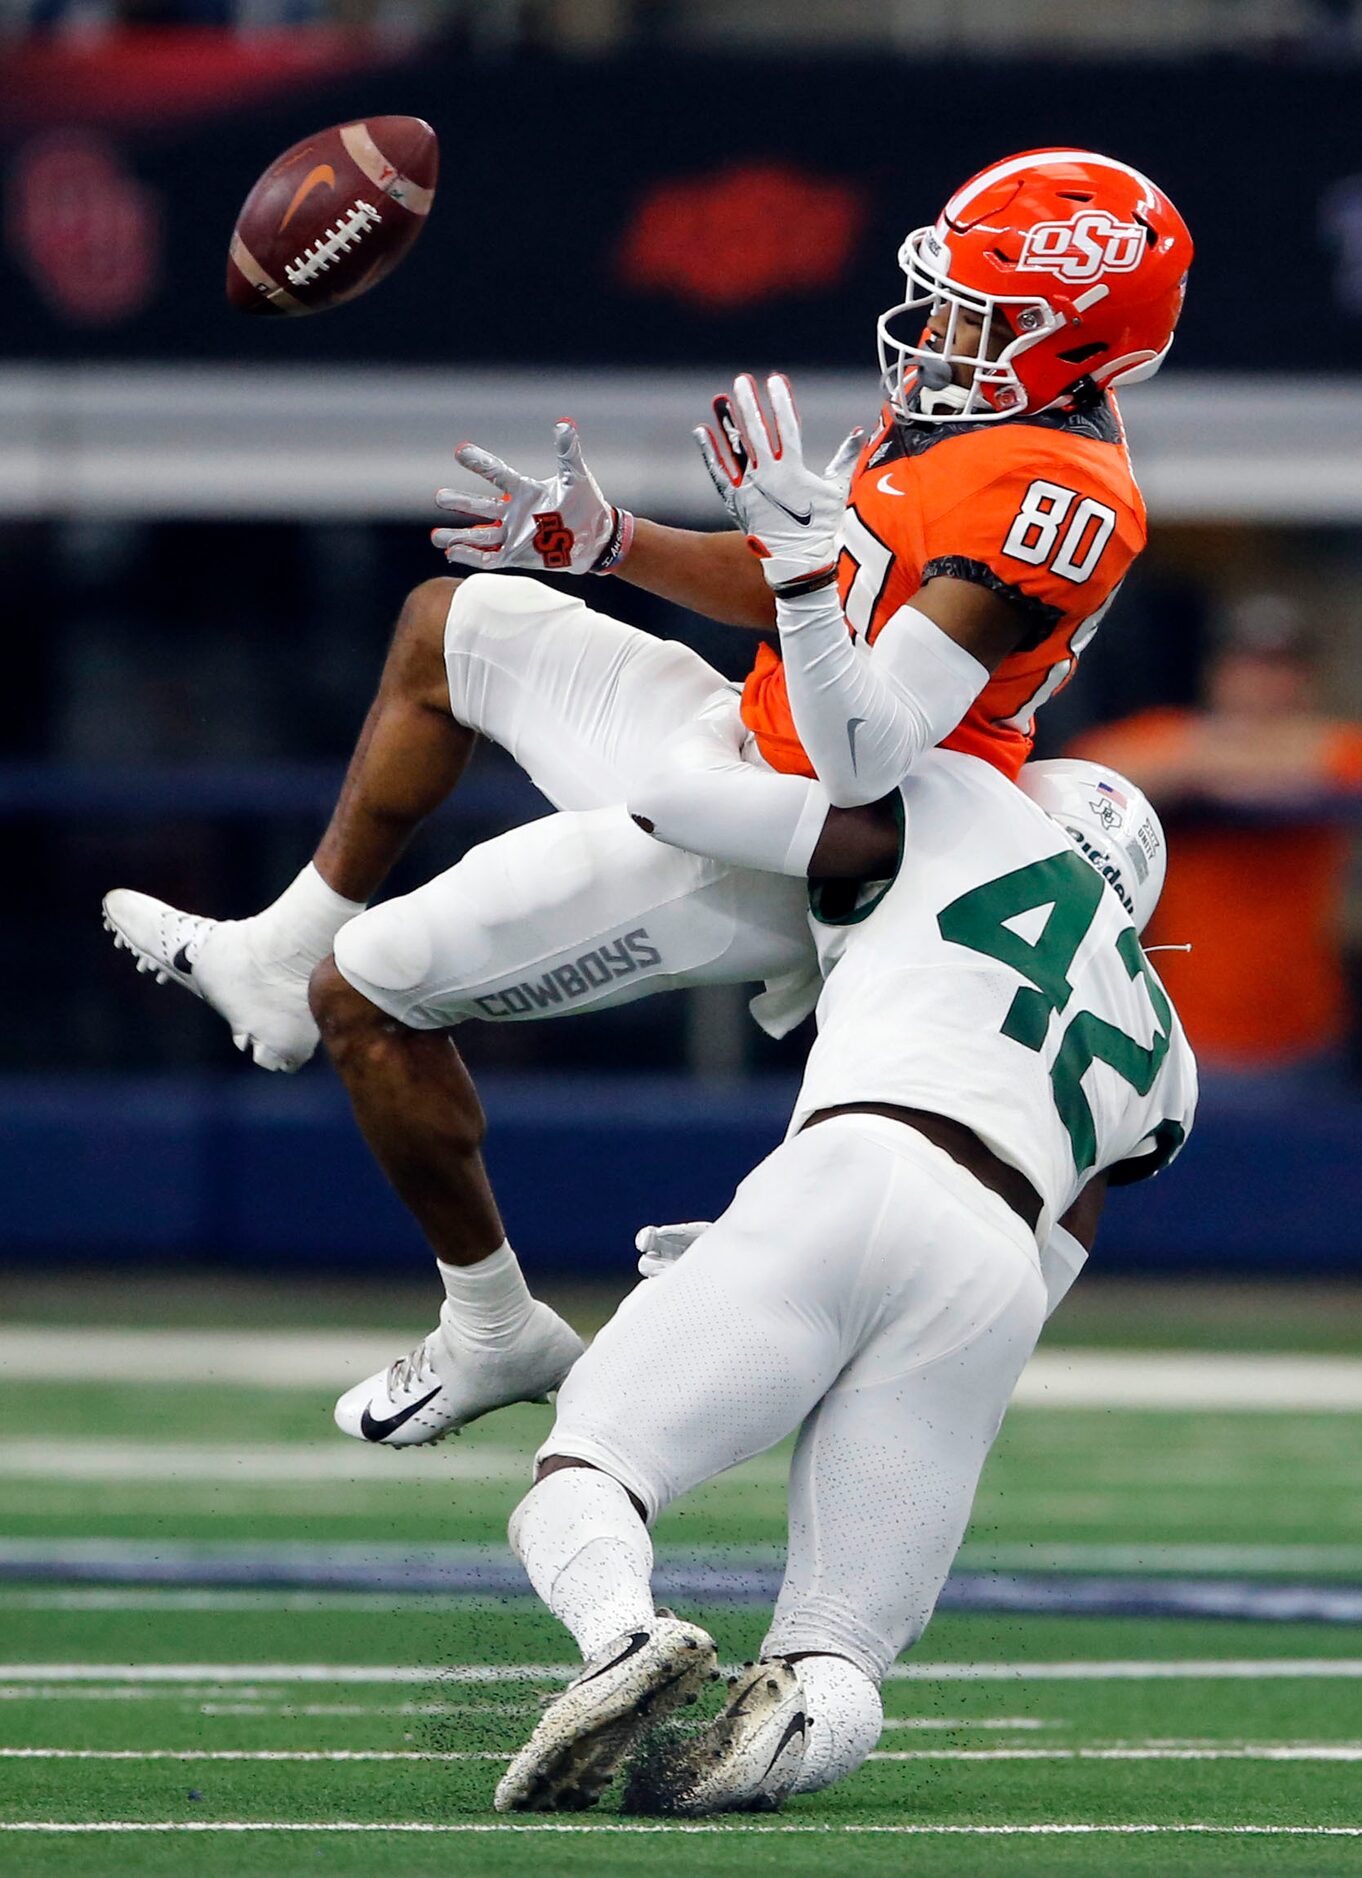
[226,116,438,317]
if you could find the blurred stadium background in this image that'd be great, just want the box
[2,2,1362,1866]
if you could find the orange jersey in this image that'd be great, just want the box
[741,396,1146,780]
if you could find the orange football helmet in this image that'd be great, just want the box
[878,148,1193,424]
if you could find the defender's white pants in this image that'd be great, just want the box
[334,574,817,1031]
[542,1114,1047,1683]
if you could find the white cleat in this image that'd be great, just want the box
[333,1300,586,1447]
[102,888,320,1072]
[494,1616,719,1813]
[628,1657,808,1815]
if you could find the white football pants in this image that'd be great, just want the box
[541,1113,1047,1683]
[333,573,817,1032]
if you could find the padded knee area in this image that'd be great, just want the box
[333,898,436,996]
[788,1656,883,1794]
[444,570,578,652]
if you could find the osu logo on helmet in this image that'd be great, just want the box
[877,147,1194,425]
[1019,211,1146,281]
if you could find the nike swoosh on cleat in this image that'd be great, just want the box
[760,1710,808,1780]
[846,716,866,774]
[574,1631,651,1687]
[359,1385,442,1442]
[172,944,195,976]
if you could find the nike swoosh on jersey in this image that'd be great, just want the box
[876,471,906,496]
[359,1384,442,1442]
[847,716,867,773]
[278,163,337,233]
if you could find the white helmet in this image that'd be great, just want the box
[1018,758,1166,934]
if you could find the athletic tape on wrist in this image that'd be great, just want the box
[770,564,839,599]
[591,508,636,574]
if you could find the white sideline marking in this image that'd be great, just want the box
[3,1659,1361,1685]
[0,1690,539,1716]
[872,1746,1362,1762]
[5,1328,1362,1409]
[7,1744,1361,1764]
[0,1440,531,1484]
[0,1742,503,1757]
[2,1822,1361,1837]
[0,1328,415,1388]
[0,1592,505,1614]
[194,1701,540,1718]
[965,1543,1362,1573]
[889,1659,1362,1682]
[1014,1351,1362,1411]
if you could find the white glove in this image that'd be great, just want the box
[431,420,633,575]
[635,1220,712,1278]
[694,373,861,593]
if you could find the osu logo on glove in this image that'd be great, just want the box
[532,510,575,569]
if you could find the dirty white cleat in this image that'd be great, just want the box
[494,1616,719,1813]
[334,1300,586,1446]
[631,1657,808,1815]
[102,888,321,1072]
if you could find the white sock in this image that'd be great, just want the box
[437,1241,536,1351]
[509,1469,655,1660]
[787,1655,882,1794]
[250,863,366,967]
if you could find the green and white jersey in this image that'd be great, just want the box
[792,748,1197,1241]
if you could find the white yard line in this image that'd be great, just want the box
[6,1744,1361,1763]
[194,1700,542,1718]
[872,1746,1362,1761]
[5,1328,1362,1409]
[3,1659,1361,1684]
[0,1748,507,1761]
[887,1659,1362,1681]
[962,1543,1362,1572]
[0,1440,532,1484]
[0,1329,411,1388]
[2,1822,1361,1836]
[0,1592,497,1613]
[0,1690,541,1714]
[1015,1352,1362,1411]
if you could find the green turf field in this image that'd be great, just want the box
[1,1277,1360,1874]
